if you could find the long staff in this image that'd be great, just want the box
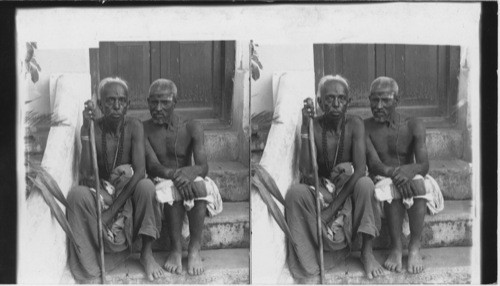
[307,109,325,284]
[89,115,107,284]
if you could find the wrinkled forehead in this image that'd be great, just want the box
[101,83,128,98]
[370,81,397,96]
[322,80,348,96]
[148,91,176,101]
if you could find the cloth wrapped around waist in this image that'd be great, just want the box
[89,164,135,249]
[154,176,223,217]
[305,162,355,250]
[373,174,444,215]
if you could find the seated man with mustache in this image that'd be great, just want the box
[143,79,222,276]
[285,75,384,281]
[364,76,439,274]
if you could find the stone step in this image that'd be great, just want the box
[289,246,471,284]
[205,130,239,162]
[149,202,249,251]
[353,200,473,250]
[429,159,472,200]
[426,128,464,160]
[208,161,249,202]
[92,248,249,284]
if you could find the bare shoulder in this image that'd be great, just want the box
[346,114,364,130]
[186,119,205,137]
[142,119,155,135]
[125,117,143,135]
[405,116,426,136]
[363,117,377,134]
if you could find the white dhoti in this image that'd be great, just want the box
[374,174,444,215]
[154,176,223,216]
[154,176,223,239]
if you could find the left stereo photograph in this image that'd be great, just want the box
[19,39,251,284]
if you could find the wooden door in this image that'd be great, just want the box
[98,41,235,123]
[99,42,151,109]
[314,44,460,121]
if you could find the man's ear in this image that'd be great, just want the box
[97,99,104,113]
[394,95,400,106]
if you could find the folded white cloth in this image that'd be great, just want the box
[374,174,444,215]
[154,176,223,217]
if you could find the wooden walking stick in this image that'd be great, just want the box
[306,98,325,284]
[88,104,107,284]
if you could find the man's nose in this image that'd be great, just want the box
[333,97,339,107]
[113,100,120,109]
[155,103,163,111]
[376,100,383,109]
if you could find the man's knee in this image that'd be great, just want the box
[285,184,312,208]
[133,178,156,200]
[353,176,375,200]
[67,186,94,208]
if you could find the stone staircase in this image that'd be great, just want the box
[107,124,250,284]
[328,125,474,284]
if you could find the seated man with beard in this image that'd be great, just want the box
[365,77,442,274]
[285,75,384,281]
[143,79,222,276]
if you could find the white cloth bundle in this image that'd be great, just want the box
[374,174,444,215]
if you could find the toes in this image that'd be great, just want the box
[396,264,402,273]
[175,266,182,275]
[367,272,373,280]
[148,274,154,281]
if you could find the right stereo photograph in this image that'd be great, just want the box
[250,42,474,284]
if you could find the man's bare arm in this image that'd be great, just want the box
[103,120,146,225]
[391,118,429,198]
[173,120,208,186]
[366,134,395,177]
[393,118,429,180]
[145,138,176,179]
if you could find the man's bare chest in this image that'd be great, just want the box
[148,126,192,158]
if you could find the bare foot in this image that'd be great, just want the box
[187,250,204,276]
[361,250,385,279]
[140,250,165,281]
[407,249,424,274]
[164,251,183,275]
[384,248,403,273]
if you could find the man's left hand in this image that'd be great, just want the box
[173,167,197,189]
[179,183,195,201]
[391,165,417,188]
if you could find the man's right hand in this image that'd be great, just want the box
[82,100,96,129]
[302,98,315,127]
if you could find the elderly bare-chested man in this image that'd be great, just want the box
[67,77,165,282]
[143,79,215,276]
[285,75,385,281]
[365,77,430,274]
